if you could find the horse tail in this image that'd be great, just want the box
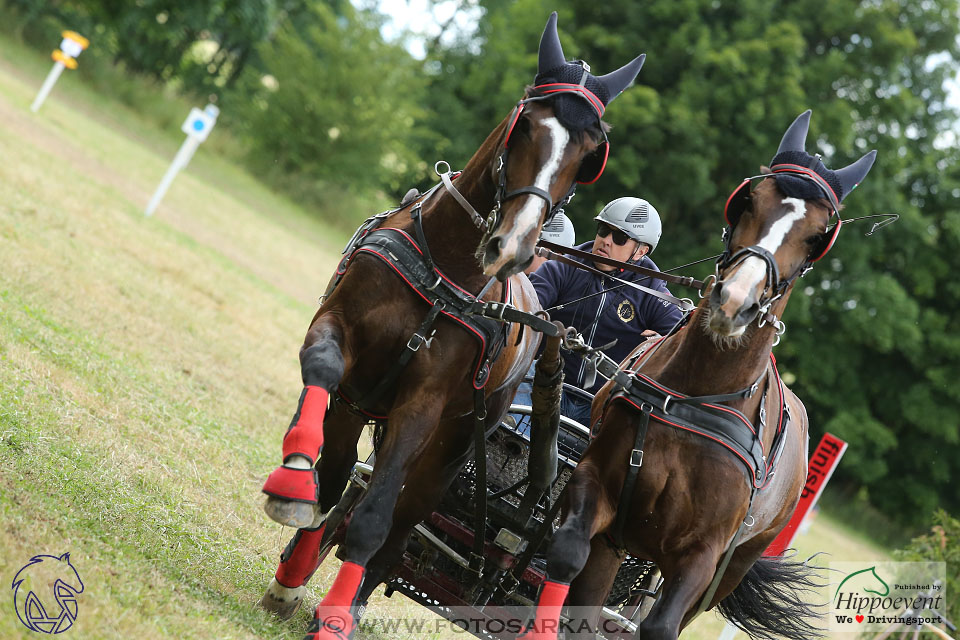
[716,553,826,640]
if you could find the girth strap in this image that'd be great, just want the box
[469,388,488,579]
[693,491,756,618]
[611,401,652,548]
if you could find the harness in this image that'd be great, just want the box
[331,199,511,418]
[601,339,789,543]
[557,330,791,615]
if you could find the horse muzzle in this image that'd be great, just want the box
[482,234,535,281]
[708,279,761,337]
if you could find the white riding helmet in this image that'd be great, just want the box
[594,197,662,253]
[540,210,576,247]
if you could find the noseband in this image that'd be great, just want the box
[486,65,608,236]
[716,166,841,326]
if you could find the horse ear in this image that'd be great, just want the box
[835,150,877,201]
[776,110,812,155]
[596,54,646,102]
[538,12,566,75]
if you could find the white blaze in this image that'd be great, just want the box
[496,117,569,260]
[723,197,807,310]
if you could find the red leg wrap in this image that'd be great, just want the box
[518,580,570,640]
[282,385,329,462]
[274,524,327,588]
[262,465,318,503]
[305,562,366,640]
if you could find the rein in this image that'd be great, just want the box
[537,240,706,291]
[536,246,696,313]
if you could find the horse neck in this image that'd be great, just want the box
[653,292,793,397]
[418,120,507,293]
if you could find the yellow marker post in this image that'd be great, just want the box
[31,31,89,113]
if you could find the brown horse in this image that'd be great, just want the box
[256,13,647,639]
[521,111,878,640]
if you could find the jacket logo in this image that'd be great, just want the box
[617,300,636,323]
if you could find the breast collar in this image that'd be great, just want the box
[609,341,790,490]
[331,204,510,419]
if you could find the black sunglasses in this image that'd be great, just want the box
[596,221,632,246]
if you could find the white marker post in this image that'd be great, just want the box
[145,105,219,217]
[31,31,89,112]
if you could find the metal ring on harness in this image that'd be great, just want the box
[772,320,786,347]
[698,274,717,299]
[434,160,451,176]
[425,274,443,291]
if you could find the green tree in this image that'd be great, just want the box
[235,2,427,200]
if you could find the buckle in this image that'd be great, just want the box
[497,573,520,595]
[661,395,672,414]
[407,330,435,352]
[630,449,643,467]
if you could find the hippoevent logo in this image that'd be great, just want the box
[829,561,946,632]
[11,553,84,634]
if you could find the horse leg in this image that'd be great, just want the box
[352,411,481,605]
[521,464,613,640]
[259,405,366,619]
[565,535,625,639]
[263,316,348,528]
[631,544,723,640]
[305,395,445,640]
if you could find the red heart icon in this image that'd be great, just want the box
[856,615,864,623]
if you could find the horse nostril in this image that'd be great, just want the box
[736,301,761,326]
[484,236,503,265]
[709,281,727,307]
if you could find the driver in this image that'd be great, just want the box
[524,210,576,274]
[526,196,684,426]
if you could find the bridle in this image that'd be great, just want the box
[485,62,610,236]
[715,165,843,333]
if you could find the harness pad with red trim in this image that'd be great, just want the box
[333,226,509,418]
[610,355,788,490]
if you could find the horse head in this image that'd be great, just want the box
[707,110,877,339]
[480,12,645,280]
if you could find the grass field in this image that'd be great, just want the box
[0,37,890,640]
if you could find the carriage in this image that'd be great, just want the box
[310,375,661,640]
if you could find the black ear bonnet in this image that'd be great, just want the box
[534,63,611,134]
[723,110,878,265]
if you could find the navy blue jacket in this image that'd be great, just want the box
[530,241,684,393]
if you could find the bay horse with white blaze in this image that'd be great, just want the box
[522,111,877,640]
[256,13,647,639]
